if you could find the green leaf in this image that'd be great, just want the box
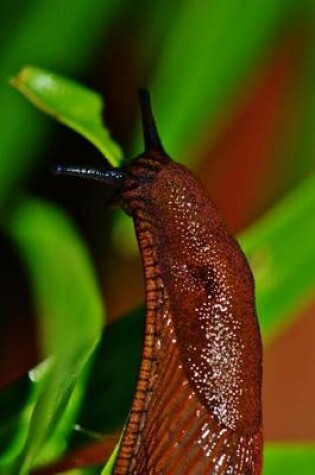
[240,170,315,341]
[100,441,121,475]
[8,199,104,474]
[11,66,123,167]
[0,0,125,202]
[264,444,315,474]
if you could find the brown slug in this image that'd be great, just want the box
[54,90,263,474]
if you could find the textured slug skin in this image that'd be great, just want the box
[113,153,263,475]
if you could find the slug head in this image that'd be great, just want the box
[52,89,171,211]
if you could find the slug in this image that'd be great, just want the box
[54,90,263,474]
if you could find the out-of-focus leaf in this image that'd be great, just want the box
[135,0,292,161]
[0,0,125,203]
[30,436,118,474]
[0,306,142,469]
[0,0,32,50]
[240,170,315,341]
[110,210,137,260]
[137,1,183,70]
[8,200,104,474]
[264,444,315,474]
[11,67,123,167]
[73,307,144,440]
[283,23,315,183]
[0,376,32,461]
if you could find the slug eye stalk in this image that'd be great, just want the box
[51,164,127,188]
[138,88,165,154]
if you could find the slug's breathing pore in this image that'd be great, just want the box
[55,90,263,474]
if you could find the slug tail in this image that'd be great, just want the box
[114,306,263,474]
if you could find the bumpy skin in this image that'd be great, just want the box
[113,152,263,475]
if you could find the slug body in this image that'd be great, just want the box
[55,91,263,474]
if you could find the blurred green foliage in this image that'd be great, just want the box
[0,376,31,462]
[240,170,315,340]
[264,444,315,475]
[8,200,103,474]
[142,0,288,159]
[0,0,314,474]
